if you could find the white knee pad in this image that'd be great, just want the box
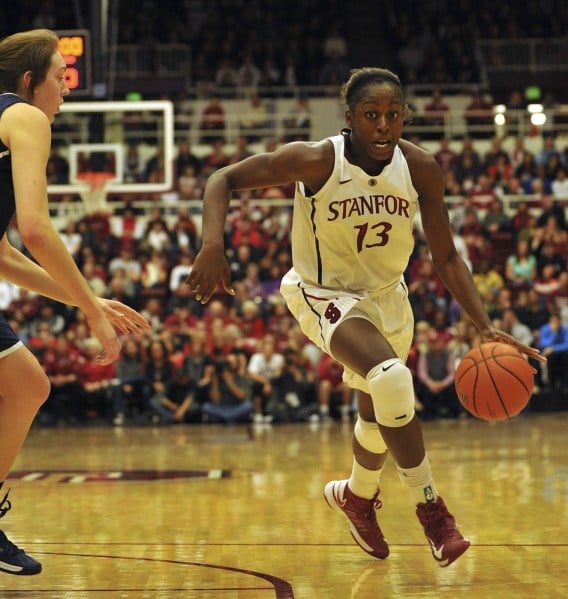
[366,358,415,427]
[354,417,388,454]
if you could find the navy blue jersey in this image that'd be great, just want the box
[0,93,28,352]
[0,93,27,240]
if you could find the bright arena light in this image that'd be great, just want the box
[527,103,544,114]
[530,112,547,126]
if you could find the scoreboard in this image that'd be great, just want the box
[56,30,92,95]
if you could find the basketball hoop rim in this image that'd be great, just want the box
[76,171,116,190]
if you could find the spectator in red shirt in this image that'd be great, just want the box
[201,139,230,177]
[433,138,458,173]
[199,95,226,144]
[238,300,266,346]
[422,88,450,136]
[482,137,511,172]
[463,91,494,139]
[315,353,353,422]
[77,338,116,423]
[407,254,446,300]
[26,321,55,363]
[41,333,83,425]
[468,173,497,208]
[112,202,143,249]
[230,216,265,251]
[511,200,532,235]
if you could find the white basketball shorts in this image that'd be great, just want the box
[280,269,414,392]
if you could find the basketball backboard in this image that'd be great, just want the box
[47,100,175,198]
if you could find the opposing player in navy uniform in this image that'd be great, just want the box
[0,29,150,575]
[188,67,544,567]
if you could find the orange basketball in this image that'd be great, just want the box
[455,342,534,421]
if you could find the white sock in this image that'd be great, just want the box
[319,404,329,416]
[348,457,383,500]
[397,455,438,505]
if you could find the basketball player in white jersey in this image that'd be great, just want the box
[187,67,544,567]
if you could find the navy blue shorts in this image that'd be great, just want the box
[0,313,23,357]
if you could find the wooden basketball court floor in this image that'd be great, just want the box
[2,412,567,598]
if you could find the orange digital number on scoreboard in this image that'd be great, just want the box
[58,35,84,57]
[64,68,80,90]
[55,29,91,94]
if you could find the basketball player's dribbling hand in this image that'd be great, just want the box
[480,326,547,364]
[186,243,235,304]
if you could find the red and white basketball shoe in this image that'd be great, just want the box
[416,496,470,567]
[324,479,389,559]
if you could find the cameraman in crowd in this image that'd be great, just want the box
[201,353,253,424]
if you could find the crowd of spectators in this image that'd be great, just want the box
[5,1,567,100]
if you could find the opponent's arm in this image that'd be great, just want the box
[5,104,120,362]
[0,236,150,336]
[0,234,73,304]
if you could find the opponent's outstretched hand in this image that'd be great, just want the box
[186,243,235,304]
[97,298,151,335]
[88,299,151,364]
[480,326,546,363]
[82,297,150,365]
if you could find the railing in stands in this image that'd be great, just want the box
[477,38,568,73]
[48,196,568,239]
[50,102,568,151]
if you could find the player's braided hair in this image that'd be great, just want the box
[340,67,413,124]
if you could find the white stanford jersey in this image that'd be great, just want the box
[289,133,419,293]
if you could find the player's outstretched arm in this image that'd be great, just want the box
[187,141,330,303]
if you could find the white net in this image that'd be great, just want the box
[77,173,113,214]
